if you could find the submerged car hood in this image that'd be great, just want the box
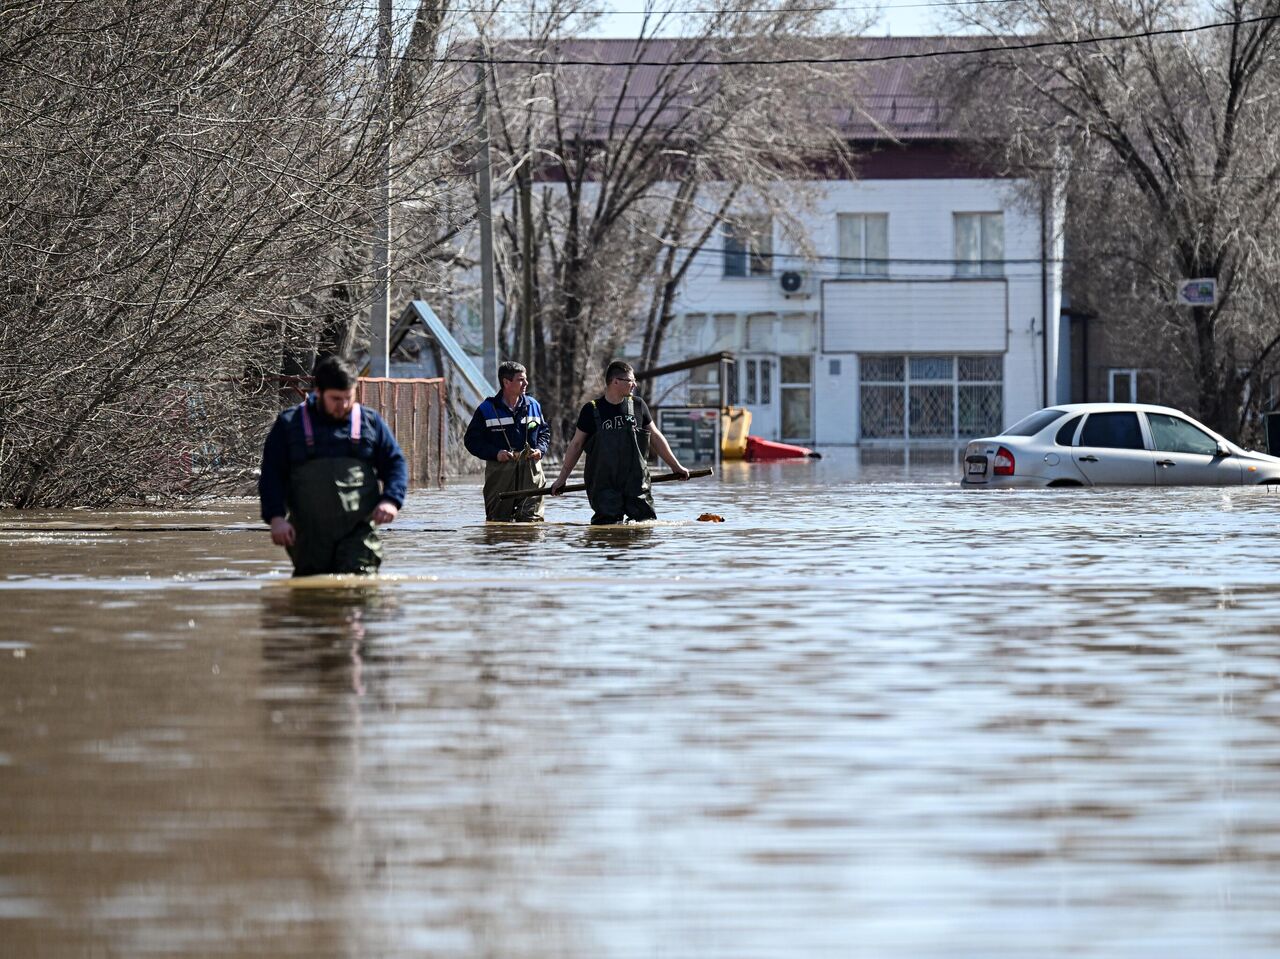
[1234,447,1280,465]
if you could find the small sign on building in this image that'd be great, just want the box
[656,407,721,468]
[1175,277,1217,306]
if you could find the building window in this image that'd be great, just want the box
[779,313,815,352]
[687,363,721,407]
[837,213,888,276]
[954,213,1003,277]
[860,356,906,439]
[1109,368,1137,403]
[723,215,773,277]
[712,313,741,350]
[740,357,773,405]
[1108,368,1161,403]
[746,313,774,350]
[957,355,1004,437]
[860,354,1003,440]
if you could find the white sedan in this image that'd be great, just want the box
[962,403,1280,487]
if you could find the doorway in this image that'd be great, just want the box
[737,356,777,439]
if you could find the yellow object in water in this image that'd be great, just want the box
[721,406,751,460]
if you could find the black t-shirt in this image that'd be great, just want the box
[576,396,652,436]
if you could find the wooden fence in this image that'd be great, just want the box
[259,375,447,489]
[355,377,447,489]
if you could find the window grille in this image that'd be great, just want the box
[860,353,1003,440]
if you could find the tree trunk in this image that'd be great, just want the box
[1192,305,1231,436]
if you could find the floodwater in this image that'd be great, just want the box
[2,449,1280,958]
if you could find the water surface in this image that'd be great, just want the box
[3,451,1279,958]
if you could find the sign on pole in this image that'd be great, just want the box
[657,408,721,469]
[1175,278,1217,306]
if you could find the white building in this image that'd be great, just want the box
[654,177,1064,447]
[648,54,1065,447]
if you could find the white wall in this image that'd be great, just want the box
[814,354,858,444]
[822,280,1007,353]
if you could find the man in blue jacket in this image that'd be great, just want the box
[259,355,408,575]
[464,361,551,521]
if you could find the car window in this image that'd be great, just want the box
[1004,408,1068,437]
[1055,414,1084,446]
[1079,411,1144,450]
[1147,413,1218,455]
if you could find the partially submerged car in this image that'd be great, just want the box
[962,403,1280,487]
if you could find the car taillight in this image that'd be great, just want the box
[993,446,1015,475]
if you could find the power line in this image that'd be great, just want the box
[402,12,1280,65]
[665,242,1065,266]
[346,0,1027,16]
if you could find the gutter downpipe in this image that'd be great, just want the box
[1041,178,1050,408]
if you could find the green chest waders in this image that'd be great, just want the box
[286,404,384,576]
[583,397,656,525]
[483,454,546,522]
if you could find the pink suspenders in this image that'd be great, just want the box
[300,401,362,450]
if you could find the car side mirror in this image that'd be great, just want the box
[1216,441,1231,457]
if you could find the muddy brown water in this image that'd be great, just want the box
[2,450,1280,958]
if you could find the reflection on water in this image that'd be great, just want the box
[259,588,394,696]
[578,523,657,554]
[473,521,551,549]
[3,452,1280,957]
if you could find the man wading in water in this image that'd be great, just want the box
[258,355,408,575]
[464,360,551,521]
[550,360,690,524]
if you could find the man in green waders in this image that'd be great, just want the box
[549,360,690,524]
[463,361,551,521]
[258,356,408,575]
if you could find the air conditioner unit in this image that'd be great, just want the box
[779,270,814,298]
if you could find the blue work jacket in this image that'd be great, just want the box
[464,393,551,462]
[258,396,409,523]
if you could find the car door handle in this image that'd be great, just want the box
[1156,459,1175,467]
[1078,455,1098,462]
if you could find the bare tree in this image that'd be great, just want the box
[313,0,474,363]
[467,0,866,442]
[945,0,1280,439]
[0,0,467,507]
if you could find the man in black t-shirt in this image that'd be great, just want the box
[550,360,690,524]
[574,391,652,436]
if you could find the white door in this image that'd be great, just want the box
[1146,412,1243,485]
[1071,410,1155,484]
[738,356,778,439]
[779,355,814,443]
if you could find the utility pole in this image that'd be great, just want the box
[368,0,393,377]
[518,158,535,384]
[476,62,498,387]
